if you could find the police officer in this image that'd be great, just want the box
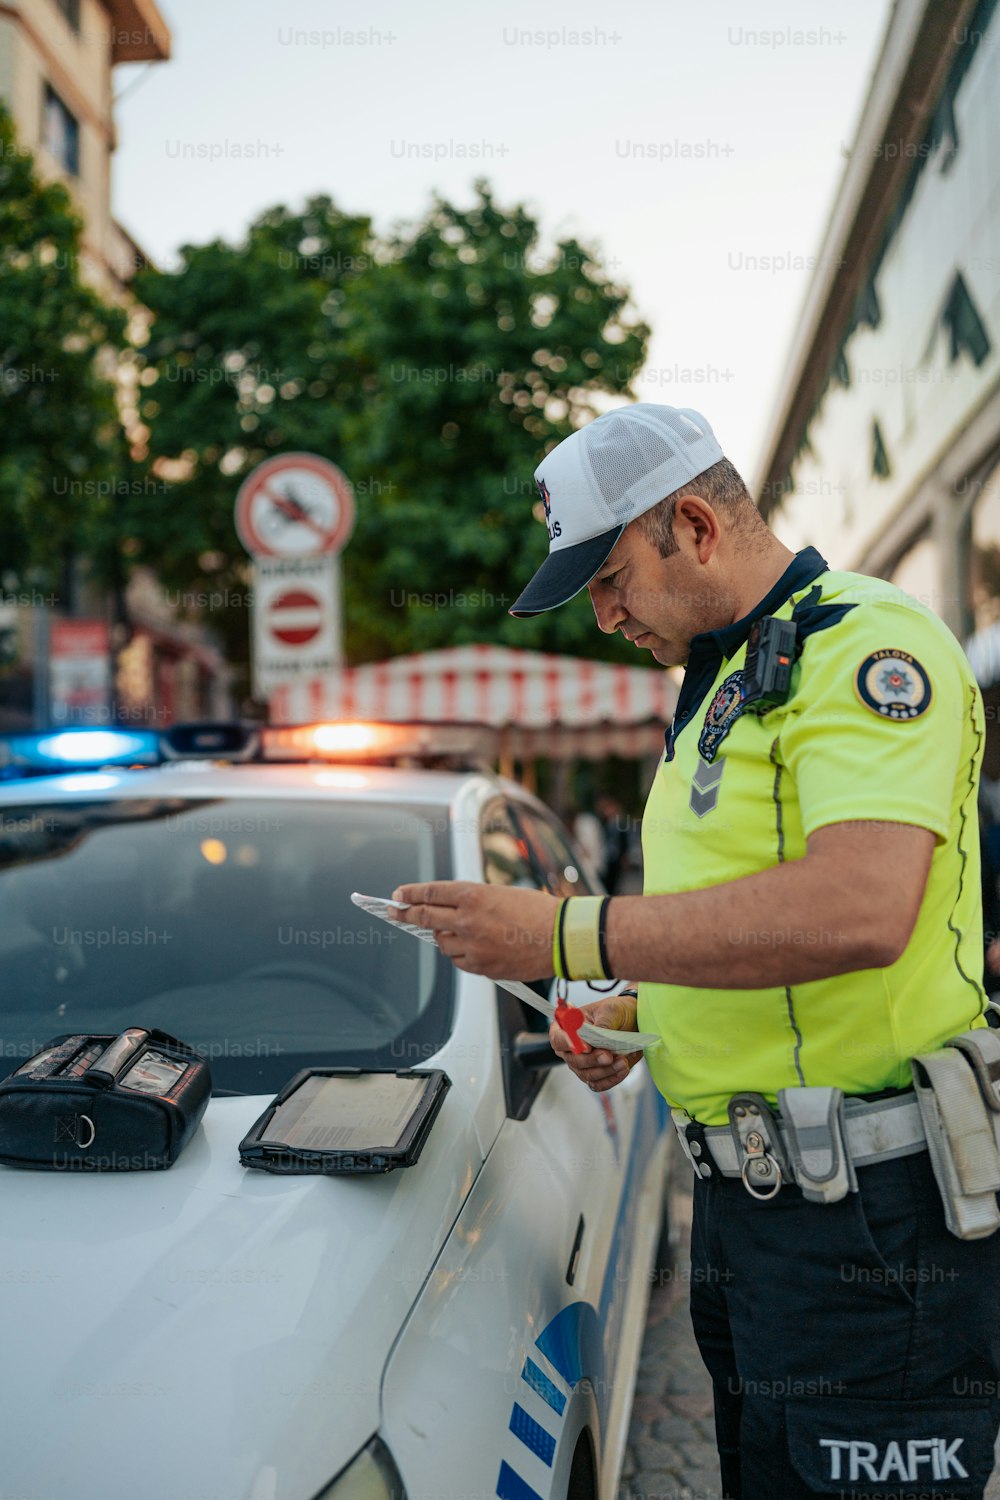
[393,404,1000,1499]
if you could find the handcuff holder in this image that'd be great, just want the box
[727,1092,788,1198]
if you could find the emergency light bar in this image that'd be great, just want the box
[0,721,494,777]
[161,723,261,761]
[261,721,494,764]
[0,729,161,776]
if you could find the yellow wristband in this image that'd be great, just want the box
[562,896,607,981]
[552,899,567,978]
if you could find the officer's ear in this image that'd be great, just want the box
[672,495,721,561]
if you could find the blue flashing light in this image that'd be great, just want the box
[0,729,161,774]
[35,731,153,763]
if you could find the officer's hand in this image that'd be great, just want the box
[549,991,643,1093]
[391,880,558,979]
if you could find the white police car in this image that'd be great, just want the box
[0,723,669,1500]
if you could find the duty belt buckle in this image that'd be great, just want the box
[728,1093,787,1199]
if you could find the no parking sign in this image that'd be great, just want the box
[234,453,355,560]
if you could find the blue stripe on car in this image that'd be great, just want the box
[509,1402,556,1466]
[496,1461,545,1500]
[534,1301,601,1388]
[521,1358,566,1415]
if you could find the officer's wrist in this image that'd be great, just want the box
[553,896,613,981]
[612,992,639,1031]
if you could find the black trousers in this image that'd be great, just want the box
[689,1148,1000,1498]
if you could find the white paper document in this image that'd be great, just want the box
[350,892,661,1054]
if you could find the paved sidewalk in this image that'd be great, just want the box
[618,1139,1000,1500]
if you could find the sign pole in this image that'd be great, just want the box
[33,604,50,729]
[331,557,344,668]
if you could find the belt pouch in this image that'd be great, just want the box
[910,1044,1000,1240]
[947,1027,1000,1151]
[777,1085,857,1203]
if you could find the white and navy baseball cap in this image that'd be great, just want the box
[509,403,725,617]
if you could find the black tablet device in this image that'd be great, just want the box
[238,1067,450,1175]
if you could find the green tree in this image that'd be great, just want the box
[128,195,375,664]
[132,182,649,673]
[0,104,126,597]
[341,183,649,659]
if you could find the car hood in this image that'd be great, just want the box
[0,1090,483,1500]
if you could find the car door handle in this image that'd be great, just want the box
[566,1214,585,1286]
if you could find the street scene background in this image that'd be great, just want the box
[2,1,1000,1496]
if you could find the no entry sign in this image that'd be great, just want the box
[267,588,325,647]
[252,556,340,698]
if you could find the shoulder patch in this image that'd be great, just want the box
[854,648,932,720]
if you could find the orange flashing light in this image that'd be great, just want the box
[261,720,494,765]
[263,720,422,763]
[311,722,380,753]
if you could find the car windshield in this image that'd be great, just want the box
[0,796,454,1094]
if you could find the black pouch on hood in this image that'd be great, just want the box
[0,1028,211,1170]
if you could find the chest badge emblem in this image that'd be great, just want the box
[698,670,746,763]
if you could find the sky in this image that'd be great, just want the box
[112,0,893,485]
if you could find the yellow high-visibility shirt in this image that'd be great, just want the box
[637,546,988,1125]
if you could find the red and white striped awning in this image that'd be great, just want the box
[269,644,679,738]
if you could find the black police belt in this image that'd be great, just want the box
[672,1018,1000,1242]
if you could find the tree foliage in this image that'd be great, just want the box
[131,182,650,669]
[0,104,126,591]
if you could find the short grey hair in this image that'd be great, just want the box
[634,458,768,558]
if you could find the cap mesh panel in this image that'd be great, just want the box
[637,406,710,449]
[585,420,676,514]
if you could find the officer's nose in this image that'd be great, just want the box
[588,581,626,635]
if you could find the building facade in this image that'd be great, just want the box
[755,0,999,645]
[0,0,232,728]
[0,0,170,300]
